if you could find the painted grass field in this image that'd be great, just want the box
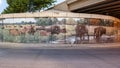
[0,28,54,43]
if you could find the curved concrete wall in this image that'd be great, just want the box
[0,10,120,44]
[0,10,119,22]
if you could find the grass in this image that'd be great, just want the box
[0,28,57,43]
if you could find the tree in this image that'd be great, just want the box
[35,18,52,26]
[61,18,66,24]
[66,18,76,25]
[35,18,58,26]
[51,18,58,24]
[2,0,56,14]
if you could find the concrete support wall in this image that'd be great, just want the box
[53,0,106,11]
[68,0,106,11]
[53,2,69,11]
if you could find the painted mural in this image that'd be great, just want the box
[0,17,119,44]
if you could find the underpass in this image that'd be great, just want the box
[53,0,120,18]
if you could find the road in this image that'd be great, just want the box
[0,47,120,68]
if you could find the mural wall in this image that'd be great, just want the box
[0,17,119,44]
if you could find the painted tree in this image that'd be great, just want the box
[2,0,56,14]
[35,18,58,26]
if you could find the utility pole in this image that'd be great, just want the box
[29,0,34,12]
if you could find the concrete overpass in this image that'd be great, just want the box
[53,0,120,18]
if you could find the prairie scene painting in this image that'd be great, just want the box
[0,17,119,44]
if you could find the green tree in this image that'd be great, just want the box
[2,0,56,14]
[35,18,58,26]
[61,18,66,24]
[52,18,58,24]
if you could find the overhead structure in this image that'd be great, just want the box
[53,0,120,18]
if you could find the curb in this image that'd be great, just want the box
[0,42,120,49]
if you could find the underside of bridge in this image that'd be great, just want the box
[72,0,120,19]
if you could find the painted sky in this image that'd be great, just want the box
[0,0,65,14]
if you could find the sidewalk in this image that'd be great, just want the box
[0,42,120,49]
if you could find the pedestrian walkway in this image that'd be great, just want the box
[0,42,120,49]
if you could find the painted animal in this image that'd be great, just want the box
[36,25,66,35]
[9,29,20,36]
[28,25,36,35]
[75,24,88,43]
[94,27,106,42]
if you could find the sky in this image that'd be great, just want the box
[0,0,1,4]
[0,0,65,23]
[0,0,65,14]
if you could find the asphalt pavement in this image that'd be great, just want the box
[0,43,120,68]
